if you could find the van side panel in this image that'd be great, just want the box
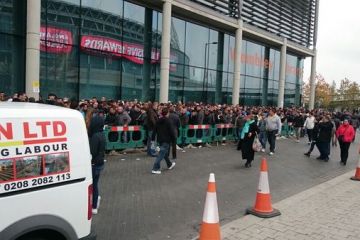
[0,107,93,239]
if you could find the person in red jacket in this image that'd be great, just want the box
[336,119,355,165]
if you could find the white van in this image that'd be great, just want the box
[0,103,96,240]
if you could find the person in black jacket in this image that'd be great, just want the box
[169,107,181,159]
[89,115,106,214]
[151,108,176,174]
[240,113,260,168]
[145,103,159,157]
[316,116,334,161]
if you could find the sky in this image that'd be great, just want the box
[303,0,360,85]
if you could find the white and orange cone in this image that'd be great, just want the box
[199,173,221,240]
[351,156,360,181]
[246,158,280,218]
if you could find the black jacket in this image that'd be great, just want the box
[145,109,158,131]
[293,115,305,128]
[104,113,119,126]
[317,121,334,142]
[89,116,106,166]
[152,117,176,144]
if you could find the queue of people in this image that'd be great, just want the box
[2,91,360,170]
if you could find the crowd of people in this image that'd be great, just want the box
[2,91,360,169]
[3,91,360,214]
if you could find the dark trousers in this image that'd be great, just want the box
[316,142,330,160]
[339,141,351,164]
[307,141,316,153]
[92,164,104,209]
[307,129,313,142]
[168,140,177,159]
[267,130,278,152]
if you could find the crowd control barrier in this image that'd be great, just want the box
[213,124,235,142]
[182,125,212,144]
[104,124,244,151]
[104,126,146,150]
[280,123,295,138]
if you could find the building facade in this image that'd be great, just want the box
[0,0,318,107]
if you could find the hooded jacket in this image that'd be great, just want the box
[89,115,106,166]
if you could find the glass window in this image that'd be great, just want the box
[286,54,298,84]
[122,1,145,59]
[169,63,185,103]
[207,30,218,70]
[0,0,26,35]
[185,22,209,68]
[81,0,123,17]
[79,53,121,99]
[152,11,162,61]
[42,0,81,46]
[40,47,79,99]
[183,66,204,102]
[223,35,230,72]
[269,49,280,81]
[0,35,25,95]
[171,17,185,52]
[243,40,265,78]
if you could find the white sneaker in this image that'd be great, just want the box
[168,162,176,170]
[198,145,202,149]
[92,208,98,215]
[269,152,274,156]
[261,148,265,153]
[151,170,161,174]
[182,149,186,153]
[205,143,212,148]
[97,196,101,209]
[176,145,183,150]
[221,143,226,146]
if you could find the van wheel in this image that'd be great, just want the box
[17,230,66,240]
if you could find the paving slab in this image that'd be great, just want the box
[92,136,360,240]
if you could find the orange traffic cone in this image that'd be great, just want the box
[350,156,360,181]
[199,173,221,240]
[246,158,280,218]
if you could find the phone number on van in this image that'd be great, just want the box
[0,173,71,193]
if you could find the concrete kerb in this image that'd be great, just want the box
[191,170,356,240]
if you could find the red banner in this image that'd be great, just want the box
[81,35,161,64]
[40,26,73,53]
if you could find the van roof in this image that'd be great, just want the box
[0,102,83,119]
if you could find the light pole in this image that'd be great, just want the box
[202,41,217,103]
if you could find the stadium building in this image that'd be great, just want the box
[0,0,319,107]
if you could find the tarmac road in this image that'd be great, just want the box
[92,136,359,240]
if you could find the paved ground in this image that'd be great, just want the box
[91,136,360,240]
[219,170,360,240]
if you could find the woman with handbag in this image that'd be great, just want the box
[240,113,260,168]
[336,118,355,165]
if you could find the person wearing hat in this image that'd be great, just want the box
[336,118,355,165]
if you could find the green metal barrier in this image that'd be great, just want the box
[183,125,212,144]
[281,122,295,138]
[213,124,235,142]
[105,125,146,150]
[105,124,239,151]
